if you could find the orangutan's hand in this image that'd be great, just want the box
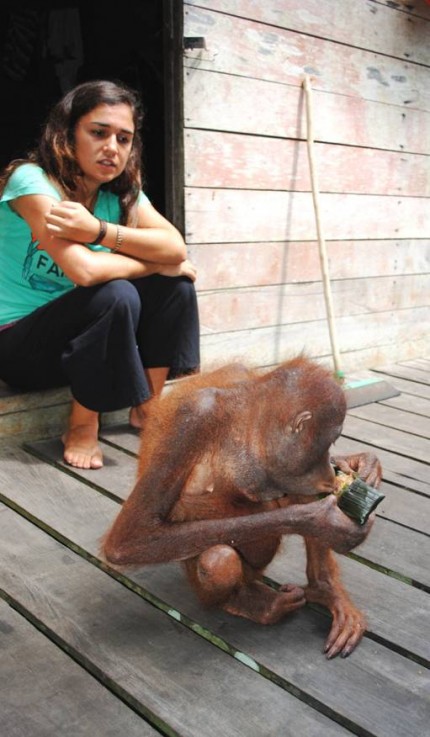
[331,452,382,488]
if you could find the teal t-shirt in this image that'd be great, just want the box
[0,163,147,324]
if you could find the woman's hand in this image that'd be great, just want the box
[45,201,100,244]
[157,259,197,282]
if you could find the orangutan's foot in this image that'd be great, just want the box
[223,581,306,624]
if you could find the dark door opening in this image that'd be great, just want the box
[0,0,181,218]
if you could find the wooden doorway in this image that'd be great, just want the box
[0,0,183,221]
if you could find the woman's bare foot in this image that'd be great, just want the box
[129,367,169,430]
[129,404,148,430]
[62,400,103,469]
[62,425,103,469]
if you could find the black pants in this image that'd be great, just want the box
[0,275,200,412]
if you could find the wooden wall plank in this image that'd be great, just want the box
[197,275,430,334]
[184,6,430,111]
[185,188,430,243]
[182,1,430,370]
[185,0,430,62]
[199,307,430,368]
[185,131,430,196]
[184,69,430,154]
[188,239,430,288]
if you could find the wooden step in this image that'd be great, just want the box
[0,380,127,440]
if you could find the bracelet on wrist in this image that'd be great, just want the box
[89,218,107,245]
[111,224,124,253]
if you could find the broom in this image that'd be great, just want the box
[301,75,399,408]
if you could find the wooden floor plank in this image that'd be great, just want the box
[101,423,140,454]
[397,360,430,375]
[0,506,345,737]
[381,365,429,385]
[265,535,430,658]
[25,428,430,573]
[348,403,430,441]
[25,437,135,501]
[371,367,430,396]
[336,435,430,491]
[102,426,430,503]
[342,415,430,464]
[26,432,429,540]
[1,446,428,669]
[379,393,430,419]
[370,479,429,534]
[1,484,428,737]
[128,564,430,737]
[352,517,430,589]
[0,599,157,737]
[2,355,429,737]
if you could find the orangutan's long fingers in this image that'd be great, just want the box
[324,613,367,659]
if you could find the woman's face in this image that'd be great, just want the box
[74,103,135,187]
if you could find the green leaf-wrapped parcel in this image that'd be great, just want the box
[333,469,385,526]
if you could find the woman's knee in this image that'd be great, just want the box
[93,279,141,321]
[169,277,198,309]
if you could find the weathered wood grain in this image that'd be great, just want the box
[335,435,430,490]
[25,437,136,501]
[24,435,425,534]
[380,393,430,420]
[342,415,430,464]
[0,600,157,737]
[184,188,430,243]
[187,240,430,289]
[369,370,430,401]
[0,382,71,414]
[351,516,430,589]
[397,359,430,377]
[23,430,429,577]
[1,447,429,733]
[184,69,430,154]
[102,421,430,583]
[348,403,430,440]
[196,276,429,334]
[372,363,430,387]
[185,0,430,63]
[265,535,430,655]
[184,6,430,111]
[0,505,345,737]
[372,479,429,534]
[400,358,430,371]
[182,1,430,372]
[128,577,430,737]
[198,308,429,369]
[185,130,430,196]
[101,424,141,454]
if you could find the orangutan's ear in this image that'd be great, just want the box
[292,410,312,434]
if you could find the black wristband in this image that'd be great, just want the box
[89,218,108,245]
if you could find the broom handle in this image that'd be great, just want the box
[302,75,343,379]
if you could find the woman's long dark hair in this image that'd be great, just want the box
[0,79,145,224]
